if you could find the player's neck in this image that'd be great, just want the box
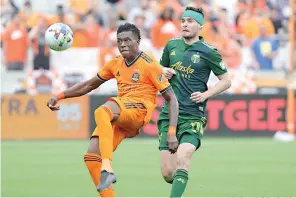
[183,35,200,45]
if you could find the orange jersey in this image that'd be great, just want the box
[97,52,171,122]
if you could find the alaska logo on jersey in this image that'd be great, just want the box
[191,53,200,63]
[131,70,140,82]
[171,61,194,74]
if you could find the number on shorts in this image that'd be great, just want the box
[191,121,204,135]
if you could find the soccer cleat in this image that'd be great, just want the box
[97,170,117,192]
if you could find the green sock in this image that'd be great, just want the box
[170,169,188,197]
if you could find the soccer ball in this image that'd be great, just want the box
[45,23,74,51]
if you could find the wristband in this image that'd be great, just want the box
[57,92,65,100]
[168,126,176,135]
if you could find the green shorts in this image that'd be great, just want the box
[157,112,207,151]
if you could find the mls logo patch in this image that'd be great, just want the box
[131,70,140,82]
[191,53,200,63]
[219,61,227,70]
[157,74,164,83]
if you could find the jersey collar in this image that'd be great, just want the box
[125,51,143,67]
[183,36,204,47]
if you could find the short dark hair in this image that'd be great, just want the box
[185,6,204,17]
[117,23,141,41]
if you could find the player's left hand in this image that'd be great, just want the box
[166,135,178,154]
[190,91,209,103]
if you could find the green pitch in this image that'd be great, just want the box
[2,138,296,197]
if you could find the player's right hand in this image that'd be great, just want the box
[166,134,178,154]
[47,96,60,111]
[163,68,176,79]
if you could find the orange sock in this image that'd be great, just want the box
[95,106,114,173]
[84,153,115,197]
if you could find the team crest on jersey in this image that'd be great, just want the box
[191,53,200,64]
[131,70,140,82]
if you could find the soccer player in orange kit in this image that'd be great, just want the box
[47,23,179,197]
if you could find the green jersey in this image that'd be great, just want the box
[160,37,227,117]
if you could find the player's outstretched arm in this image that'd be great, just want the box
[47,76,104,111]
[162,87,179,153]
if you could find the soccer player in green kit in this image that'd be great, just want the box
[158,7,232,197]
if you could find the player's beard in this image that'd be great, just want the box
[183,32,199,41]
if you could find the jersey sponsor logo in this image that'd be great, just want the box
[191,53,200,63]
[171,61,194,75]
[131,70,140,82]
[170,51,176,56]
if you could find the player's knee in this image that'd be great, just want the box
[94,106,111,120]
[176,143,195,170]
[161,168,174,184]
[87,137,101,154]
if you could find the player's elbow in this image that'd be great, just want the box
[162,87,178,103]
[221,75,232,89]
[226,78,232,89]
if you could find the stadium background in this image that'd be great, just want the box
[1,0,296,197]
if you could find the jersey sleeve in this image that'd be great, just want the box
[207,48,228,76]
[97,59,116,81]
[160,43,170,67]
[147,62,171,93]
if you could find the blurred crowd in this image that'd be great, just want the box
[1,0,295,94]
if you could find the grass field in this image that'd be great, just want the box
[1,137,296,197]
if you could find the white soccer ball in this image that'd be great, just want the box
[45,23,74,51]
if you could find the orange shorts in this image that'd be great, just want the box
[91,97,147,150]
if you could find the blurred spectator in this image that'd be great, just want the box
[86,15,101,47]
[215,7,236,40]
[1,14,29,71]
[100,14,118,47]
[267,0,290,20]
[205,25,242,69]
[157,0,183,16]
[270,8,283,34]
[27,69,54,94]
[151,7,180,49]
[49,4,71,25]
[71,13,101,48]
[81,7,105,27]
[29,17,50,70]
[235,10,249,35]
[133,12,153,55]
[98,31,118,68]
[70,0,89,22]
[243,8,275,42]
[251,24,279,70]
[19,0,40,31]
[1,0,19,28]
[127,0,156,31]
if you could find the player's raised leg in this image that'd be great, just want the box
[94,101,121,192]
